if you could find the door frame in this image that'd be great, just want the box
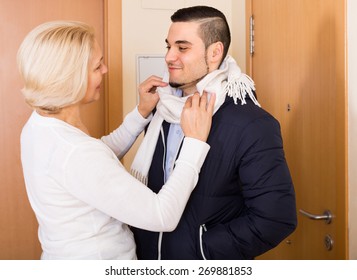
[104,0,123,133]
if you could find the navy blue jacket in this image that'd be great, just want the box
[132,95,297,260]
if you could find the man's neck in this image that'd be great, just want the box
[178,80,200,96]
[182,87,197,97]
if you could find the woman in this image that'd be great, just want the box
[17,21,215,259]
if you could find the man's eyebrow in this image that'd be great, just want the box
[165,39,192,45]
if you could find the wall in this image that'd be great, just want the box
[231,0,246,71]
[348,0,357,260]
[121,0,245,167]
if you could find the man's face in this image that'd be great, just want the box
[165,21,209,95]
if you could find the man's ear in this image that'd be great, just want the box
[207,41,224,67]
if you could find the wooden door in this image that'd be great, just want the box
[0,0,105,259]
[246,0,347,259]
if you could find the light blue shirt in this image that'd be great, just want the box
[164,89,184,182]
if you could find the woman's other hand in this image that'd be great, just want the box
[181,92,215,142]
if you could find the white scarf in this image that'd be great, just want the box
[130,55,260,184]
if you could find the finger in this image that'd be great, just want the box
[147,75,168,86]
[140,82,164,95]
[191,92,200,108]
[145,79,167,90]
[149,86,157,93]
[184,95,193,108]
[140,76,168,92]
[199,91,208,109]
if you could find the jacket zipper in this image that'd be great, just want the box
[158,127,184,259]
[199,224,208,260]
[158,128,166,260]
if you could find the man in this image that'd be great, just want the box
[131,5,297,260]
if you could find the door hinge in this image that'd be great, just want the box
[250,15,255,56]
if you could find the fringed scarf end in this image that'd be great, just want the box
[130,169,148,186]
[224,73,261,107]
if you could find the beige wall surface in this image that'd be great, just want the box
[121,0,245,167]
[348,0,357,260]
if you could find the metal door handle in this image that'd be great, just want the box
[299,209,333,224]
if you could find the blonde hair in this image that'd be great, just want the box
[17,21,95,113]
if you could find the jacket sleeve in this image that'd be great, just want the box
[202,115,297,259]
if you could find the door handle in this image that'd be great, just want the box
[299,209,333,224]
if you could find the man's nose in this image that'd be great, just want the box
[165,48,178,63]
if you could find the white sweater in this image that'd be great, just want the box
[21,108,209,259]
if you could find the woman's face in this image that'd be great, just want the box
[82,40,107,104]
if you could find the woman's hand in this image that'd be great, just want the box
[181,92,216,142]
[137,75,168,118]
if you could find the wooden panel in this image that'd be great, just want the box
[105,0,123,133]
[247,0,347,259]
[0,0,105,259]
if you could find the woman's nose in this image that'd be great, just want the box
[102,63,108,74]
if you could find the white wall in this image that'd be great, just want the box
[231,0,246,71]
[348,0,357,260]
[121,0,245,167]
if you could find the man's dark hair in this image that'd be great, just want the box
[171,6,231,61]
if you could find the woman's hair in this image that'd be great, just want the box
[17,21,95,113]
[171,6,231,62]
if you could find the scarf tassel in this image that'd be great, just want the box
[131,169,148,186]
[224,74,261,107]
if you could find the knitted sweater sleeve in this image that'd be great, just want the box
[101,106,152,159]
[62,137,210,232]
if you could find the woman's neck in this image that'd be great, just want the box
[36,105,89,135]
